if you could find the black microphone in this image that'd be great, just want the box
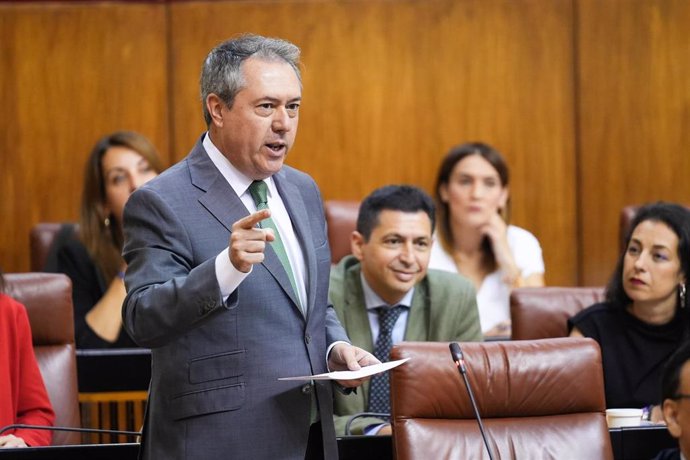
[0,423,140,438]
[449,342,495,460]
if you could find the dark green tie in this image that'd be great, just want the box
[248,180,302,311]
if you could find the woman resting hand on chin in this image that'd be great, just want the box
[429,142,545,337]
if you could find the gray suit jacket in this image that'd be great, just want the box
[122,136,349,459]
[329,256,482,435]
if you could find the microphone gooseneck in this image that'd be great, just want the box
[449,342,495,460]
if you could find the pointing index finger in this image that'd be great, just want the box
[234,209,271,230]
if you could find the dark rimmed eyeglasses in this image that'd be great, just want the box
[671,394,690,400]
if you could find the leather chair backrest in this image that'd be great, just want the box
[619,205,639,253]
[29,223,79,272]
[323,200,360,264]
[4,273,81,445]
[510,286,605,340]
[390,339,612,460]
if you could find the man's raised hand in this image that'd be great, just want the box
[229,209,275,272]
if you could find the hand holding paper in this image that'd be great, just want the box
[278,358,410,381]
[325,343,380,388]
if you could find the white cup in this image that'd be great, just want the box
[605,408,643,428]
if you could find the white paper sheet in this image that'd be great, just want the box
[278,358,411,381]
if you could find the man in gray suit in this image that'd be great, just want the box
[329,185,482,436]
[122,34,377,460]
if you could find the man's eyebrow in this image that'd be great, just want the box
[254,96,302,103]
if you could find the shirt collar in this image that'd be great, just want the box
[360,272,414,311]
[203,132,277,199]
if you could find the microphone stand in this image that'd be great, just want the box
[449,343,495,460]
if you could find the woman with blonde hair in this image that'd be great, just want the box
[56,131,163,348]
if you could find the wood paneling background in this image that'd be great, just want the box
[577,0,690,286]
[169,0,577,286]
[0,2,170,273]
[1,0,687,289]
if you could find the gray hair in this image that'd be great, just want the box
[200,34,302,126]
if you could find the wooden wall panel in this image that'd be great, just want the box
[170,0,578,286]
[0,3,169,273]
[2,0,687,291]
[577,0,690,286]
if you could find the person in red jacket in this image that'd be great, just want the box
[0,271,55,447]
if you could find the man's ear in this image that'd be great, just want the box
[206,94,225,128]
[663,399,682,439]
[351,231,365,261]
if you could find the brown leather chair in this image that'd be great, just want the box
[510,286,605,340]
[619,205,639,253]
[390,339,613,460]
[29,222,79,272]
[4,273,81,445]
[324,200,360,264]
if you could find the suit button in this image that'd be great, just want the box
[301,383,312,394]
[305,334,311,344]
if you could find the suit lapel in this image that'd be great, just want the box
[189,138,247,233]
[342,264,375,351]
[343,265,375,401]
[404,278,430,341]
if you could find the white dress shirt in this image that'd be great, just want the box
[203,133,307,308]
[360,273,414,349]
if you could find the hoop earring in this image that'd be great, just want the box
[104,217,110,228]
[680,283,687,309]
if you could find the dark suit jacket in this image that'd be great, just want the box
[328,255,482,435]
[122,136,348,459]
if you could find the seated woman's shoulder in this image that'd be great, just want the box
[0,293,27,321]
[571,302,615,322]
[507,225,540,244]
